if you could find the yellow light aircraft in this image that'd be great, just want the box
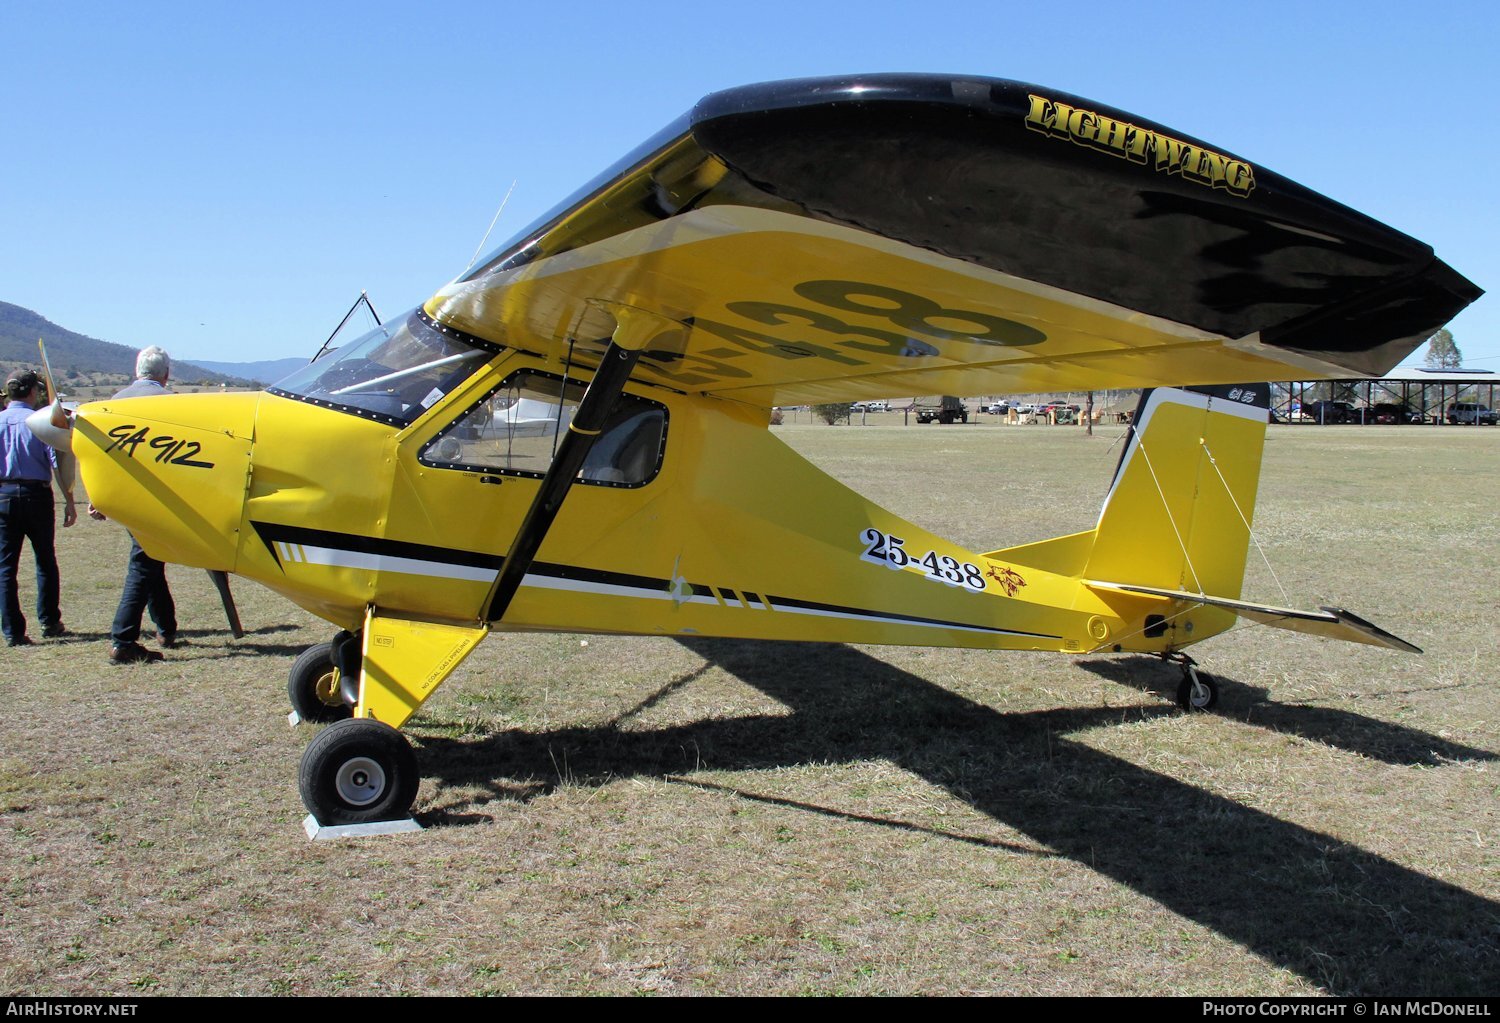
[34,75,1480,826]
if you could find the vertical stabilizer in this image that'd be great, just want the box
[1083,384,1269,598]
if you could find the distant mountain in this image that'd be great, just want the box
[0,301,266,389]
[186,356,308,386]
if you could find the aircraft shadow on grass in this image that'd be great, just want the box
[419,639,1498,995]
[1076,655,1494,767]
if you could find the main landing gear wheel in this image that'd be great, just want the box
[299,718,419,825]
[1175,664,1219,712]
[287,641,351,724]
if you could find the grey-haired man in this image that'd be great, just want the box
[94,347,180,664]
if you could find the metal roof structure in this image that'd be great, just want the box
[1376,367,1497,382]
[1275,367,1497,424]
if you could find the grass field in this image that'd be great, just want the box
[1,420,1496,996]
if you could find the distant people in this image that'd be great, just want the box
[94,347,180,664]
[0,369,76,646]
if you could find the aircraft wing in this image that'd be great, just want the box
[1086,581,1422,653]
[426,74,1480,408]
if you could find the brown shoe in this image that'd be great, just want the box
[156,632,186,649]
[110,643,164,664]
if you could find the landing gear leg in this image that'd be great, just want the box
[1164,652,1219,711]
[330,629,362,710]
[294,611,487,830]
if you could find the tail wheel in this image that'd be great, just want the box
[299,718,419,825]
[287,641,351,723]
[1176,666,1219,712]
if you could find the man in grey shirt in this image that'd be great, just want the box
[92,346,180,664]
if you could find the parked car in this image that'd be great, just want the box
[985,401,1010,415]
[1303,400,1356,424]
[1447,402,1498,425]
[1371,402,1423,424]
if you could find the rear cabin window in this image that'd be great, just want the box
[419,371,667,488]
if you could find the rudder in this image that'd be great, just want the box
[1083,384,1269,598]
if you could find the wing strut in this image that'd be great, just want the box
[482,305,675,623]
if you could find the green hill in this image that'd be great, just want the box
[0,301,247,390]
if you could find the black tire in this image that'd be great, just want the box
[287,642,350,724]
[1176,669,1219,712]
[299,718,419,825]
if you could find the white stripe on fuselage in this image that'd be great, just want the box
[281,542,1002,633]
[293,544,497,583]
[520,573,719,606]
[284,542,724,606]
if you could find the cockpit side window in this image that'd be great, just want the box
[419,370,667,488]
[269,309,496,427]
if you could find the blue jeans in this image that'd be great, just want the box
[110,535,176,646]
[0,480,61,644]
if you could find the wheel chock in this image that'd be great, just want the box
[302,814,423,841]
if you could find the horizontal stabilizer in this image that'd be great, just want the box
[1085,581,1422,654]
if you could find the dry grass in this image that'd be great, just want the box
[1,420,1496,996]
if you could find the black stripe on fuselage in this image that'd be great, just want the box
[251,521,506,572]
[766,594,1060,639]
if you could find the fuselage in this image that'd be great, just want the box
[71,333,1175,657]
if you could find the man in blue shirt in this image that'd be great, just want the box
[0,369,77,646]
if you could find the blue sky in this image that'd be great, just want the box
[2,0,1495,368]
